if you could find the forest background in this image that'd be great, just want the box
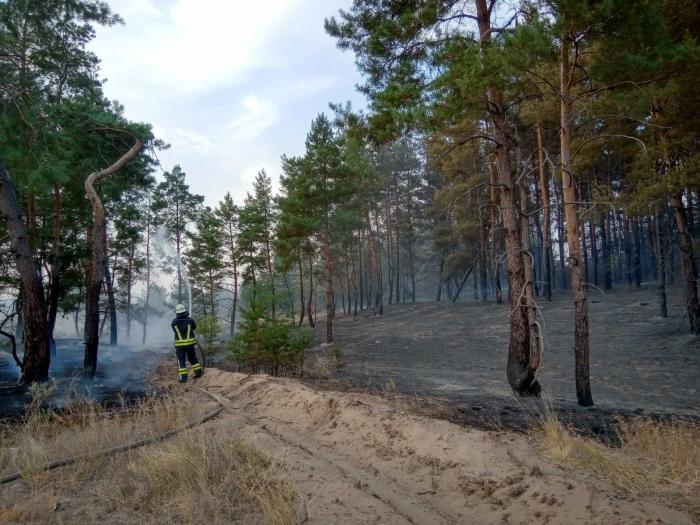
[0,0,698,407]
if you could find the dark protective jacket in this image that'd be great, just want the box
[171,313,197,347]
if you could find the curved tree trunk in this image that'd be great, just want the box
[0,162,50,382]
[84,138,142,378]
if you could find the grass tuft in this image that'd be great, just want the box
[125,430,299,524]
[536,408,700,520]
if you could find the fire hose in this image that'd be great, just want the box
[0,379,224,485]
[195,338,208,369]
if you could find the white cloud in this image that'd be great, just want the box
[94,0,299,97]
[222,95,278,140]
[155,126,213,155]
[89,0,364,207]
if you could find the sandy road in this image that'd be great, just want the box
[184,368,692,525]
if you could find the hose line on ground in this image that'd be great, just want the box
[0,379,224,485]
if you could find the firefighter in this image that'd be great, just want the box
[171,304,203,382]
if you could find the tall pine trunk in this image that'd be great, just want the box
[672,192,700,333]
[126,241,134,341]
[653,204,667,318]
[519,163,541,377]
[479,208,489,301]
[368,211,383,314]
[554,179,567,290]
[394,194,400,303]
[358,233,364,311]
[633,217,642,287]
[297,247,306,326]
[590,218,599,287]
[625,216,633,287]
[226,220,239,337]
[488,160,504,305]
[264,230,276,320]
[0,162,50,382]
[104,256,118,346]
[385,194,394,305]
[307,253,315,327]
[600,215,612,290]
[537,124,553,300]
[175,207,182,304]
[561,29,592,406]
[476,0,540,396]
[47,183,62,356]
[142,199,152,345]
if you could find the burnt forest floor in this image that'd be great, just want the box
[306,283,699,441]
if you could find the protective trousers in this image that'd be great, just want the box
[176,344,202,381]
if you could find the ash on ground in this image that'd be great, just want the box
[0,339,172,418]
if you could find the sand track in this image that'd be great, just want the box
[187,369,693,524]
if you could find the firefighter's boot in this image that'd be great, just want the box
[192,362,204,378]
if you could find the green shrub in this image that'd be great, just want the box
[197,315,219,345]
[229,293,313,375]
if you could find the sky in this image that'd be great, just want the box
[90,0,365,206]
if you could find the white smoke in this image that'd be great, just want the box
[153,225,192,314]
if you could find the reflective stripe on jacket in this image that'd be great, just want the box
[172,315,197,347]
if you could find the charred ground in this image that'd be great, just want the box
[308,284,699,439]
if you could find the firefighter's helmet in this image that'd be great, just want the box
[175,304,187,314]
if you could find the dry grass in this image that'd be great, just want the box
[122,430,299,524]
[0,382,198,485]
[303,345,341,379]
[0,387,300,524]
[536,407,700,520]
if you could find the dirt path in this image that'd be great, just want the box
[188,368,692,524]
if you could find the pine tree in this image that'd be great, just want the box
[276,155,317,326]
[112,186,150,341]
[252,171,277,319]
[188,207,224,343]
[151,165,205,304]
[215,192,241,338]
